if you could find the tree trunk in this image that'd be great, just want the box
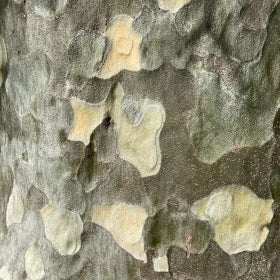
[0,0,280,279]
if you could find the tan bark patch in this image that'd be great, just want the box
[92,203,148,262]
[98,16,142,79]
[41,204,83,255]
[191,185,274,255]
[6,186,24,227]
[25,245,45,280]
[158,0,192,13]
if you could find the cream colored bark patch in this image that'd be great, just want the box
[68,97,108,145]
[67,83,165,177]
[0,266,11,280]
[112,83,165,177]
[158,0,192,13]
[191,185,274,255]
[92,203,148,262]
[98,15,142,79]
[25,245,45,280]
[40,204,83,255]
[153,255,169,272]
[0,35,7,87]
[6,186,24,227]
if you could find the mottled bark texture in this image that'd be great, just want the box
[0,0,280,279]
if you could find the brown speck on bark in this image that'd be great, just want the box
[231,146,241,153]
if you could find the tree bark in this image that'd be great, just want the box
[0,0,280,279]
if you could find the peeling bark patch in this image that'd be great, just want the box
[40,204,83,255]
[98,15,142,79]
[0,35,7,87]
[0,168,13,234]
[112,83,166,177]
[152,255,169,272]
[68,83,165,177]
[157,0,192,13]
[6,186,24,227]
[0,266,11,280]
[68,98,108,145]
[191,185,274,255]
[25,245,45,280]
[92,203,148,262]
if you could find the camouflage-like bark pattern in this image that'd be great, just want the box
[0,0,280,279]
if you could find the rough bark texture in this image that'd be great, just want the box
[0,0,280,279]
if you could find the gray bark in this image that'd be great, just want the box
[0,0,280,279]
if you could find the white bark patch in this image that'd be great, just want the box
[6,186,24,227]
[191,185,274,255]
[92,203,148,262]
[153,255,169,272]
[157,0,192,13]
[40,204,83,255]
[25,245,45,280]
[0,266,12,280]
